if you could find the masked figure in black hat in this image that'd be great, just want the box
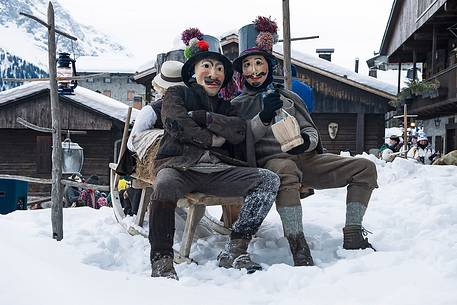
[231,17,379,267]
[148,28,280,279]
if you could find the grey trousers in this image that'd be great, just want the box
[151,166,279,238]
[152,167,261,202]
[264,152,378,208]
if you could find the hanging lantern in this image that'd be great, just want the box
[61,137,84,174]
[57,52,78,95]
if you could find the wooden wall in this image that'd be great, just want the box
[311,113,385,154]
[0,129,114,195]
[0,93,113,130]
[382,0,447,58]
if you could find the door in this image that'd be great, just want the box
[446,128,456,153]
[36,136,52,174]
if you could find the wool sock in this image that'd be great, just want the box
[277,206,303,236]
[345,202,367,226]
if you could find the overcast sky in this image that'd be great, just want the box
[58,0,395,81]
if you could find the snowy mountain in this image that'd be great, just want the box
[0,48,47,90]
[0,0,131,90]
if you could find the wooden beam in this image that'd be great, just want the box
[356,113,365,154]
[282,0,292,90]
[398,62,402,94]
[413,48,417,81]
[16,117,87,134]
[432,24,437,75]
[0,174,109,191]
[19,12,77,41]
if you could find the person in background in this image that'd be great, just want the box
[407,133,437,164]
[379,135,403,162]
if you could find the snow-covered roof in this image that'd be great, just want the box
[76,56,144,74]
[273,45,398,99]
[0,81,138,123]
[136,59,155,74]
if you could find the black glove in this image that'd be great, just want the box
[286,133,311,155]
[259,91,283,124]
[188,110,208,127]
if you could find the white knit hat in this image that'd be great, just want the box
[152,60,184,89]
[417,132,428,142]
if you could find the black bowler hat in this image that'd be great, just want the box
[180,28,233,88]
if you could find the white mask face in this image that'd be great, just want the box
[242,55,268,87]
[194,58,225,96]
[328,122,338,140]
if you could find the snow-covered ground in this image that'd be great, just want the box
[1,155,457,305]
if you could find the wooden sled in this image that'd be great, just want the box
[109,162,243,264]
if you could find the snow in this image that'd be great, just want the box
[273,44,398,97]
[0,81,138,123]
[1,155,456,304]
[76,56,145,74]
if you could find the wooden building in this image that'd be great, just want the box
[380,0,457,153]
[221,37,397,154]
[0,82,137,194]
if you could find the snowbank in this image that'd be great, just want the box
[1,155,456,305]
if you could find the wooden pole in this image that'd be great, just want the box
[431,24,437,75]
[48,2,63,241]
[397,61,402,94]
[403,103,408,157]
[114,107,132,187]
[412,48,417,82]
[282,0,292,90]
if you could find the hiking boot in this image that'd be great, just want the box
[343,225,376,251]
[286,232,314,266]
[150,253,179,280]
[217,238,262,274]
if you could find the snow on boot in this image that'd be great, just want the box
[217,238,262,273]
[343,225,376,251]
[151,253,179,280]
[286,232,314,266]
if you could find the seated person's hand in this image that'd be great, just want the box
[211,134,226,147]
[286,133,310,155]
[188,110,209,127]
[259,91,283,124]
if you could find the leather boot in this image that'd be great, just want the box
[150,252,178,280]
[217,238,262,274]
[286,232,314,266]
[343,225,376,251]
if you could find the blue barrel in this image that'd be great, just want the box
[0,179,28,215]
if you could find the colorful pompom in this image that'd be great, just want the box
[181,28,203,46]
[254,16,278,34]
[196,40,209,51]
[256,32,274,51]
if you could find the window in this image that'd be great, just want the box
[127,90,135,101]
[104,77,111,83]
[86,77,94,83]
[103,90,111,97]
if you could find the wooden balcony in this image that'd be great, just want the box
[408,64,457,118]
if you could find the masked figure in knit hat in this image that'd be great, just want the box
[148,28,280,279]
[407,132,437,164]
[231,17,379,266]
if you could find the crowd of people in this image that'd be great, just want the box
[117,16,380,280]
[378,131,439,164]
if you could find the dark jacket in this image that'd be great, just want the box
[153,83,249,175]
